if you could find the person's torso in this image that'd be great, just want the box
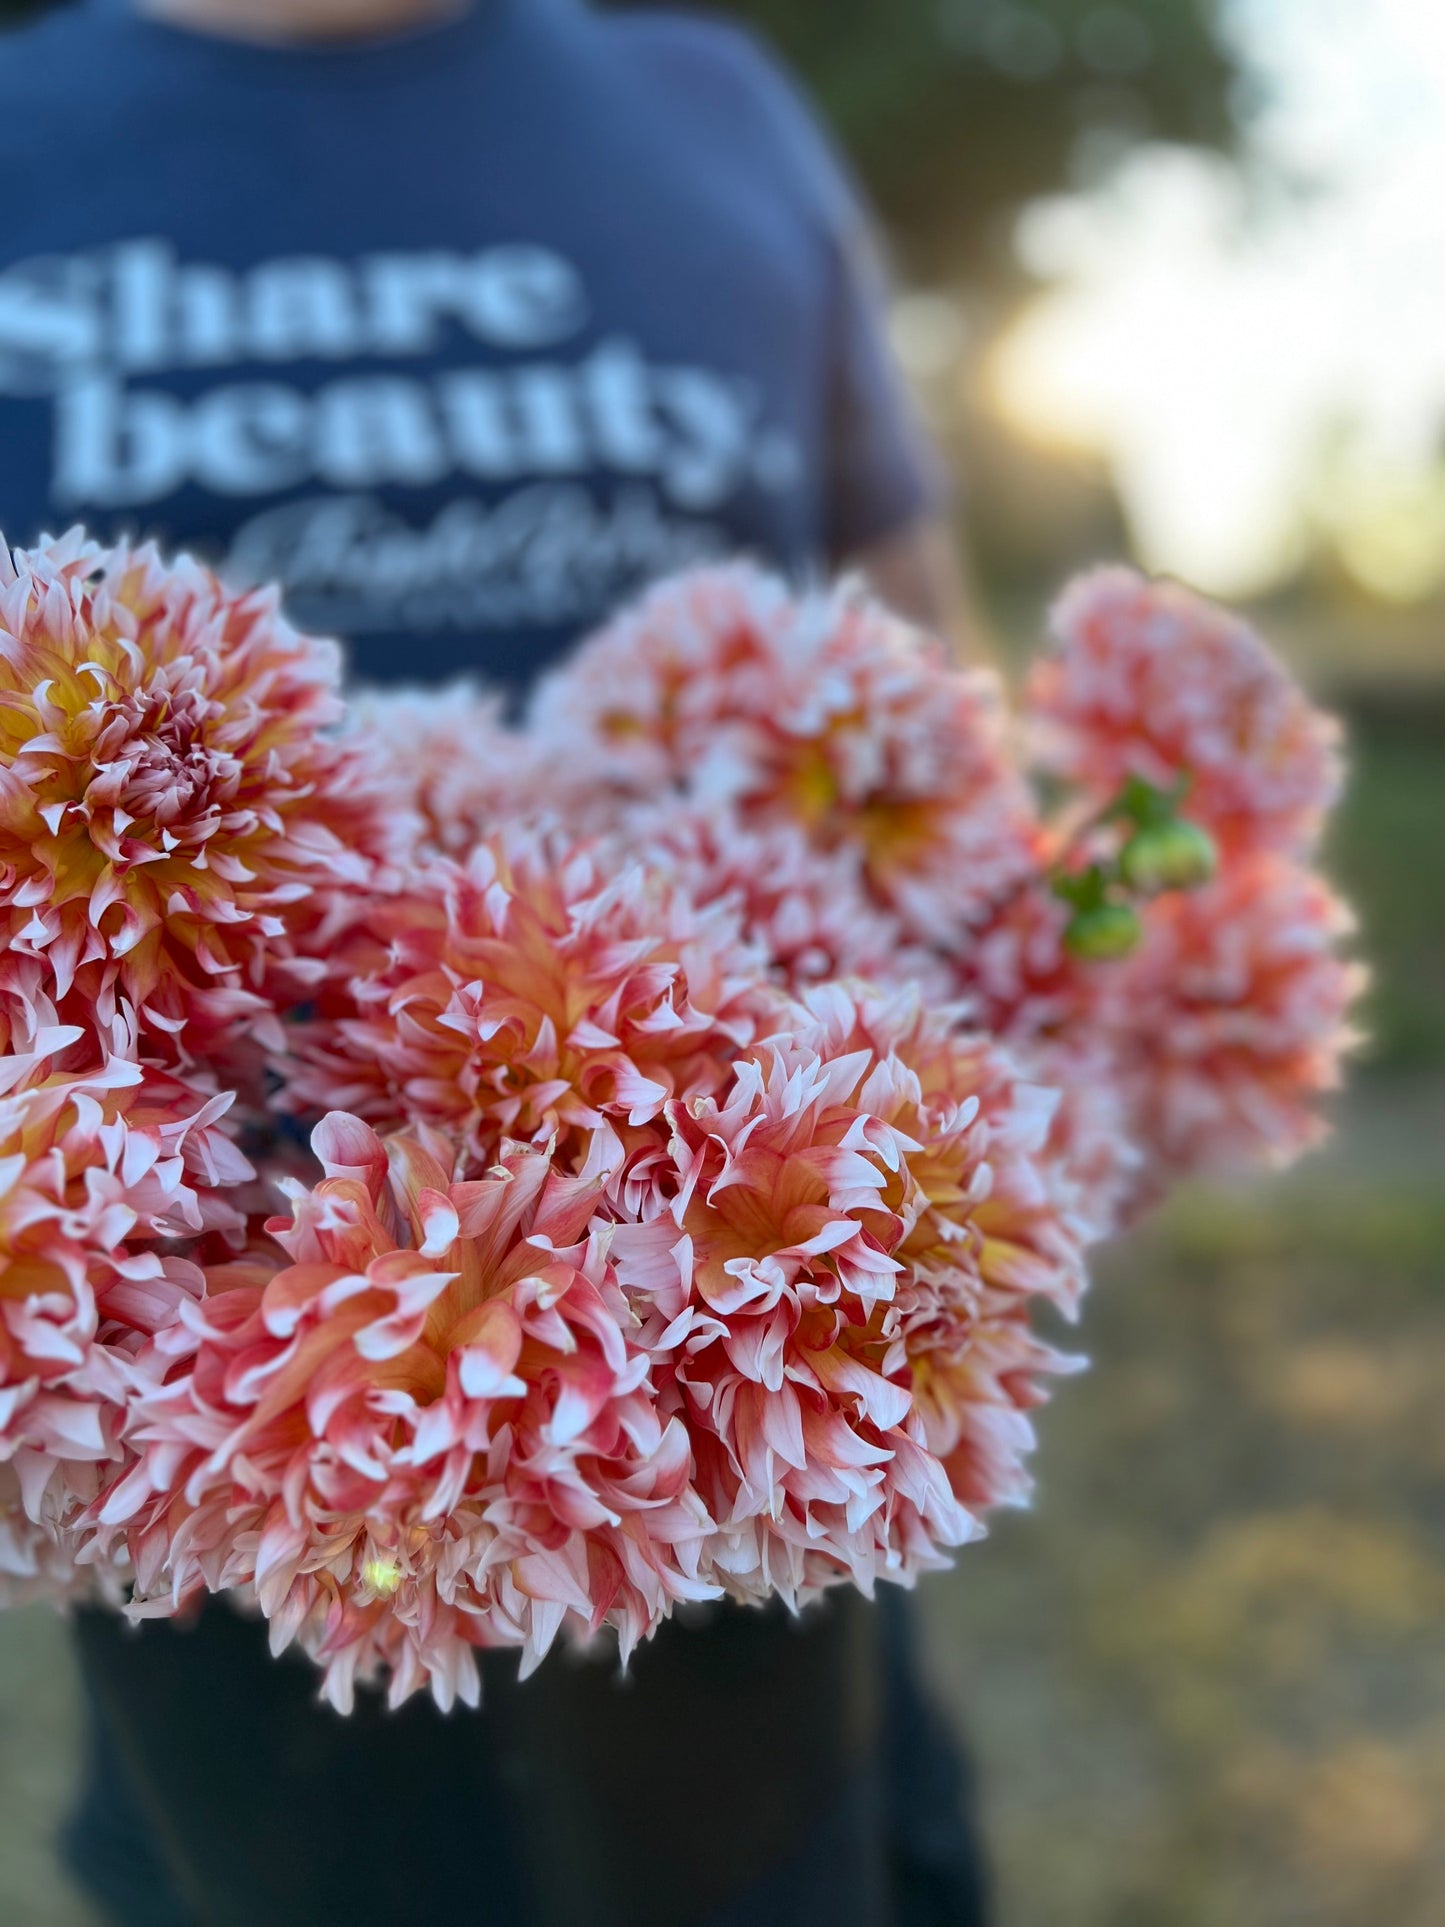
[0,0,838,692]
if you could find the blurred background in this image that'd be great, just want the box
[1,1,1441,1921]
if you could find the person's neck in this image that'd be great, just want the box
[136,0,469,47]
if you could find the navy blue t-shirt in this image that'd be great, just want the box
[0,0,938,694]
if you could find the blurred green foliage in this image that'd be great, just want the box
[1329,694,1445,1073]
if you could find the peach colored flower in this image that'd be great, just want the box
[1029,568,1343,855]
[952,885,1142,1236]
[1103,853,1364,1187]
[109,1116,715,1711]
[0,531,395,1063]
[279,831,769,1179]
[532,565,1040,943]
[790,985,1089,1317]
[618,806,955,1001]
[957,881,1101,1045]
[609,986,1084,1607]
[529,564,799,806]
[348,682,548,860]
[0,1048,245,1601]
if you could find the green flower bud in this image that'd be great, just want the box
[1064,902,1143,961]
[1119,818,1219,894]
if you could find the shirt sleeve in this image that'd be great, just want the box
[725,32,950,560]
[820,203,950,561]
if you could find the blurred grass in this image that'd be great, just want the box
[1327,691,1445,1071]
[920,1143,1445,1926]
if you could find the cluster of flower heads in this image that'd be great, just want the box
[0,533,1359,1711]
[0,532,395,1613]
[997,568,1359,1197]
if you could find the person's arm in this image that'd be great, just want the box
[847,516,994,668]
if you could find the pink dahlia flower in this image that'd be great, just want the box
[280,832,769,1178]
[955,880,1105,1046]
[532,565,1040,943]
[0,1050,246,1601]
[1030,568,1343,855]
[609,985,1084,1607]
[347,683,549,861]
[618,807,955,1001]
[1103,853,1364,1186]
[529,564,798,806]
[792,985,1090,1318]
[823,996,1091,1511]
[0,532,396,1062]
[951,886,1141,1236]
[111,1115,715,1711]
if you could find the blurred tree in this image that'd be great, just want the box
[611,1,1239,271]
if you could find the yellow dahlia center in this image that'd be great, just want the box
[855,797,937,870]
[783,747,839,829]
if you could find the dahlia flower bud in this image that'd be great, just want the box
[1063,902,1143,961]
[1052,862,1143,961]
[1119,816,1219,894]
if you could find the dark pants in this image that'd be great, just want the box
[66,1590,988,1927]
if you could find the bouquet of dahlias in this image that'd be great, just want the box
[0,533,1360,1712]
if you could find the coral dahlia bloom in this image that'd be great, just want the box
[1103,853,1363,1185]
[612,1033,968,1606]
[609,987,1084,1606]
[0,532,394,1059]
[954,881,1105,1049]
[348,682,548,861]
[618,806,954,1000]
[1030,568,1343,855]
[112,1116,715,1711]
[533,565,1039,941]
[951,886,1141,1236]
[529,564,799,805]
[790,985,1089,1317]
[0,1050,245,1600]
[281,832,768,1177]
